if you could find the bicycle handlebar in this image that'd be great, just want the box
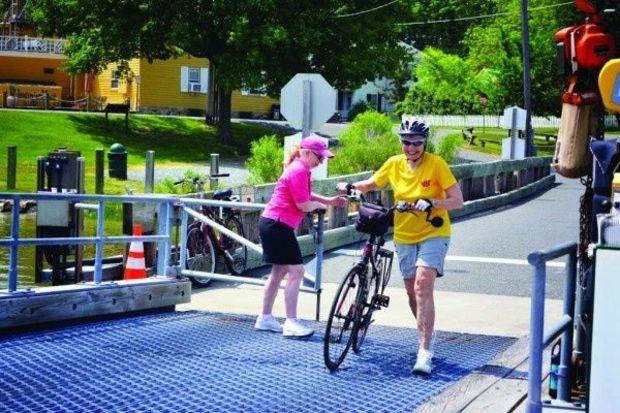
[338,183,443,228]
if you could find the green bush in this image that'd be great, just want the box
[155,169,206,194]
[329,112,401,175]
[437,133,461,164]
[246,134,284,184]
[347,101,372,121]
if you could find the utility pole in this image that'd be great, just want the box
[521,0,537,156]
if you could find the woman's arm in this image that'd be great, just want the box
[296,200,328,212]
[337,178,377,194]
[432,183,463,210]
[311,193,347,208]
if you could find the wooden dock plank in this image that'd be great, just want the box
[0,276,191,329]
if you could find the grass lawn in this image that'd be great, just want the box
[443,126,557,157]
[0,110,281,194]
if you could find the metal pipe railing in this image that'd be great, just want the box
[0,192,177,292]
[526,242,578,413]
[178,198,327,319]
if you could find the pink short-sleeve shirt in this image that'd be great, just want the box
[262,158,311,229]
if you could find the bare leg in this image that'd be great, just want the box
[261,264,288,315]
[404,277,418,319]
[414,266,437,350]
[284,264,305,319]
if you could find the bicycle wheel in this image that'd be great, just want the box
[186,225,216,287]
[352,266,380,353]
[323,267,365,371]
[222,215,247,275]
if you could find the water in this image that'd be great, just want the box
[0,212,37,289]
[0,210,126,291]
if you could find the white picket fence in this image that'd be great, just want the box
[407,114,619,129]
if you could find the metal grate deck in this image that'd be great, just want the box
[0,311,516,412]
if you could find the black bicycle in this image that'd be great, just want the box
[323,187,443,371]
[175,175,248,287]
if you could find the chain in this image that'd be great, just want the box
[578,174,593,288]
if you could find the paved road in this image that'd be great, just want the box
[245,175,581,300]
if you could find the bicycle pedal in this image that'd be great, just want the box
[376,294,390,307]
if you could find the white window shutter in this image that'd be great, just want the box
[180,67,189,92]
[200,68,209,94]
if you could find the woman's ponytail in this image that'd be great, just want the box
[285,144,301,167]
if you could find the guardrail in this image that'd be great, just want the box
[0,192,176,293]
[0,35,65,56]
[177,197,327,319]
[526,242,578,413]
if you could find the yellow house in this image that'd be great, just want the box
[1,1,279,116]
[1,1,85,107]
[94,56,279,117]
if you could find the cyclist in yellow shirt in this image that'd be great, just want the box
[338,119,463,374]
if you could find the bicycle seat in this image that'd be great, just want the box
[213,189,233,200]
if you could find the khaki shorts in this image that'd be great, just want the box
[394,237,450,279]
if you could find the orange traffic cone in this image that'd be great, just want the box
[124,224,147,279]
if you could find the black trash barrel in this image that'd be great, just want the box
[108,143,127,180]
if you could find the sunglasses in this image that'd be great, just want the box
[401,139,426,147]
[311,151,325,162]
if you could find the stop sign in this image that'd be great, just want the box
[280,73,337,131]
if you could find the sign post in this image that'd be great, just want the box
[281,73,337,134]
[280,73,337,179]
[502,106,526,160]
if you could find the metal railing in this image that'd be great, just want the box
[0,192,176,293]
[178,197,326,319]
[0,35,65,56]
[526,242,578,413]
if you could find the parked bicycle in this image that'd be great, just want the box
[323,185,443,371]
[175,175,248,287]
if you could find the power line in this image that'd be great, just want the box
[334,0,401,18]
[397,1,573,26]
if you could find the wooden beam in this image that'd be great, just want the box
[0,277,191,329]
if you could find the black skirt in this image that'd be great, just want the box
[259,217,302,265]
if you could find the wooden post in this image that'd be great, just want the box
[95,148,104,194]
[7,146,16,190]
[145,150,155,193]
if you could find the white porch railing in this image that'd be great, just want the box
[0,35,65,56]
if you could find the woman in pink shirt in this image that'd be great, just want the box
[254,135,346,338]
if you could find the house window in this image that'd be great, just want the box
[366,93,379,110]
[188,68,200,83]
[110,70,120,89]
[43,68,54,75]
[180,66,208,93]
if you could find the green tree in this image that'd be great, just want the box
[463,0,579,116]
[27,0,409,144]
[399,0,581,117]
[396,47,487,115]
[403,0,499,56]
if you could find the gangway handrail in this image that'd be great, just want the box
[0,192,177,293]
[177,197,327,319]
[526,241,578,413]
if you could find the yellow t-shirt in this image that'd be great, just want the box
[372,153,457,244]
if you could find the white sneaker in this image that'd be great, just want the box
[413,348,433,375]
[254,314,282,333]
[282,318,314,338]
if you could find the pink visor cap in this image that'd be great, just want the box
[300,134,334,158]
